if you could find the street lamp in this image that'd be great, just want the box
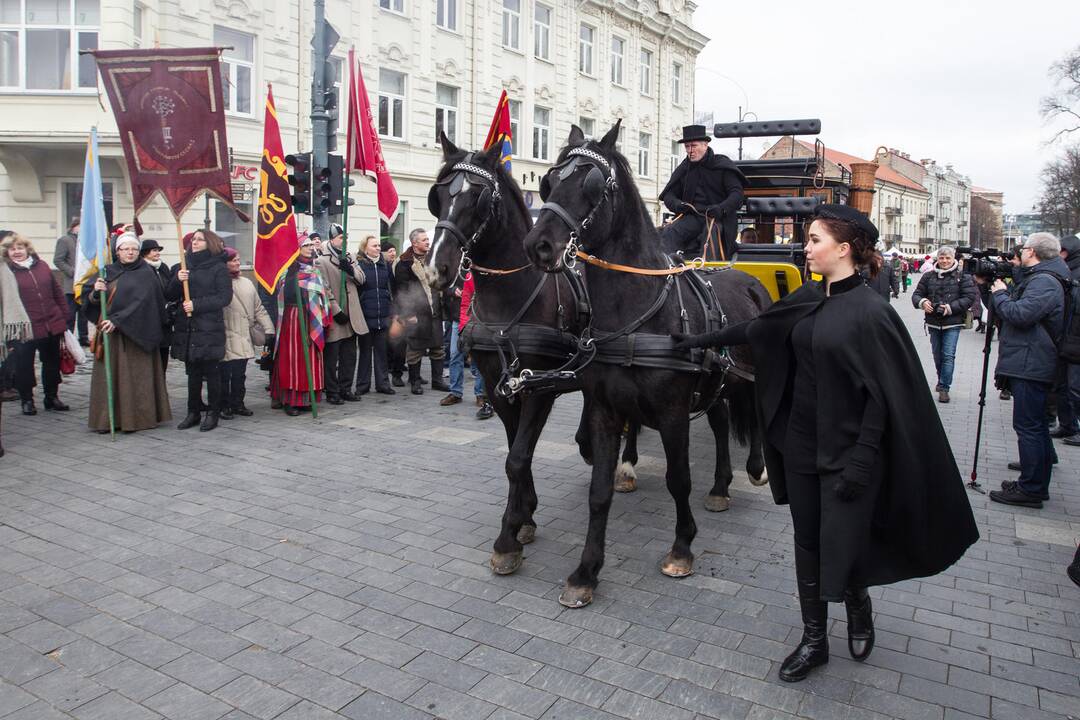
[738,109,757,161]
[695,67,753,158]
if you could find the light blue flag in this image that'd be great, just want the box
[74,127,109,302]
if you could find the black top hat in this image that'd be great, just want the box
[139,239,164,253]
[678,125,711,144]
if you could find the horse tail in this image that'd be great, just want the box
[725,381,757,446]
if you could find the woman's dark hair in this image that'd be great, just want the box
[196,229,226,256]
[812,217,882,278]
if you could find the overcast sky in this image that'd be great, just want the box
[691,0,1080,214]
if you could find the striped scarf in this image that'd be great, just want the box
[276,261,330,351]
[0,262,31,362]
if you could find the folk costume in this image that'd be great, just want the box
[83,237,172,433]
[271,242,330,412]
[676,204,978,683]
[659,125,747,261]
[315,230,368,404]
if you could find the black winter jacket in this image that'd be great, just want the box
[166,249,233,363]
[911,264,977,328]
[992,257,1071,384]
[659,148,747,259]
[358,254,394,330]
[862,263,898,301]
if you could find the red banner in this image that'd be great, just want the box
[483,90,513,171]
[345,48,399,225]
[92,47,246,221]
[254,86,299,294]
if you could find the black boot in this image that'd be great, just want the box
[1068,545,1080,588]
[844,588,875,661]
[20,399,36,416]
[44,395,69,411]
[177,412,201,429]
[779,545,829,683]
[391,372,404,387]
[199,412,219,432]
[408,364,423,395]
[430,358,450,392]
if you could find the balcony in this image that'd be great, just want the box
[958,201,968,209]
[958,220,968,227]
[938,216,951,224]
[939,197,951,205]
[881,233,903,246]
[920,213,934,223]
[883,205,902,217]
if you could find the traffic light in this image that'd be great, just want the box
[327,154,355,217]
[313,163,333,212]
[285,152,312,215]
[324,88,339,152]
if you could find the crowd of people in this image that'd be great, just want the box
[0,220,495,442]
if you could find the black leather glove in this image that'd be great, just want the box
[833,445,876,502]
[339,257,354,274]
[333,311,349,325]
[677,202,697,215]
[672,331,722,350]
[705,205,726,220]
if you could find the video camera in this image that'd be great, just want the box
[956,247,1015,281]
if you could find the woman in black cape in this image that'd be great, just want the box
[676,204,979,683]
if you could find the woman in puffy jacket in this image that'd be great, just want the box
[356,235,395,395]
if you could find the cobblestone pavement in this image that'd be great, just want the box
[0,283,1077,720]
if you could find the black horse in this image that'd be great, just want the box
[523,122,771,607]
[427,134,641,575]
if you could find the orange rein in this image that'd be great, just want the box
[574,250,705,276]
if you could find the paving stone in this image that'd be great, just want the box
[342,659,428,701]
[144,682,233,720]
[24,667,109,711]
[112,632,189,669]
[600,688,695,720]
[286,637,364,675]
[91,659,177,702]
[340,691,434,720]
[657,679,753,719]
[161,652,243,693]
[402,651,487,692]
[212,675,299,719]
[526,666,617,709]
[462,644,545,684]
[399,623,480,660]
[0,679,36,717]
[70,691,163,720]
[469,674,558,718]
[406,681,498,720]
[277,666,365,712]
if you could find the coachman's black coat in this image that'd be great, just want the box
[165,249,233,363]
[732,279,978,600]
[659,148,747,259]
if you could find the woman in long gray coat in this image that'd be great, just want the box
[220,247,274,419]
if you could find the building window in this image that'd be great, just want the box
[610,35,624,86]
[578,24,594,75]
[216,26,254,115]
[379,0,404,13]
[532,105,550,161]
[378,68,405,139]
[639,48,652,96]
[63,180,113,234]
[381,201,406,248]
[501,0,520,50]
[214,198,255,264]
[533,3,550,60]
[670,140,680,174]
[0,0,100,91]
[436,0,456,30]
[578,116,594,139]
[637,132,651,177]
[672,62,682,104]
[434,82,458,143]
[508,99,520,144]
[132,2,144,47]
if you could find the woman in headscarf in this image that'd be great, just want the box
[166,229,232,432]
[2,232,70,415]
[220,247,274,418]
[140,239,175,370]
[83,232,171,433]
[271,234,330,416]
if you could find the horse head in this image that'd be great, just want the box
[524,120,636,272]
[428,132,508,291]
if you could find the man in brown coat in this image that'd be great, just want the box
[315,224,368,404]
[393,229,449,395]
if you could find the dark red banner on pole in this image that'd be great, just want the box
[91,47,247,221]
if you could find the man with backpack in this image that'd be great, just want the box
[987,233,1071,509]
[1053,234,1080,445]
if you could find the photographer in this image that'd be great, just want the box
[912,246,977,403]
[987,233,1071,509]
[1053,234,1080,444]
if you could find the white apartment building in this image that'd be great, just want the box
[918,160,972,249]
[0,0,707,266]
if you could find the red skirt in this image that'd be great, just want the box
[271,306,324,406]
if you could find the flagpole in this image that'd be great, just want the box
[175,220,191,315]
[340,177,349,312]
[98,267,116,439]
[294,281,318,419]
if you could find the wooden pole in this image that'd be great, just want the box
[293,278,319,419]
[98,268,116,439]
[175,219,192,316]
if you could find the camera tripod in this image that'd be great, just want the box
[968,307,995,494]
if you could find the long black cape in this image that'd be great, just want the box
[84,259,167,353]
[746,280,979,600]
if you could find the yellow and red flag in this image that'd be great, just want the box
[483,90,513,171]
[254,85,299,293]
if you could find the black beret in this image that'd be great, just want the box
[813,203,879,243]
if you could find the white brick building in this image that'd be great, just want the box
[0,0,706,266]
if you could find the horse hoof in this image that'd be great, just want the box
[660,552,694,578]
[517,525,536,545]
[614,461,637,493]
[490,551,523,575]
[749,468,769,487]
[559,584,594,608]
[704,494,730,512]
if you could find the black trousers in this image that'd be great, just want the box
[185,359,222,413]
[219,358,248,410]
[66,293,88,341]
[785,470,822,592]
[661,215,706,256]
[388,334,405,376]
[13,335,62,401]
[357,328,390,391]
[323,336,357,397]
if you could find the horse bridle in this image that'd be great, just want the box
[538,147,619,265]
[429,155,501,276]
